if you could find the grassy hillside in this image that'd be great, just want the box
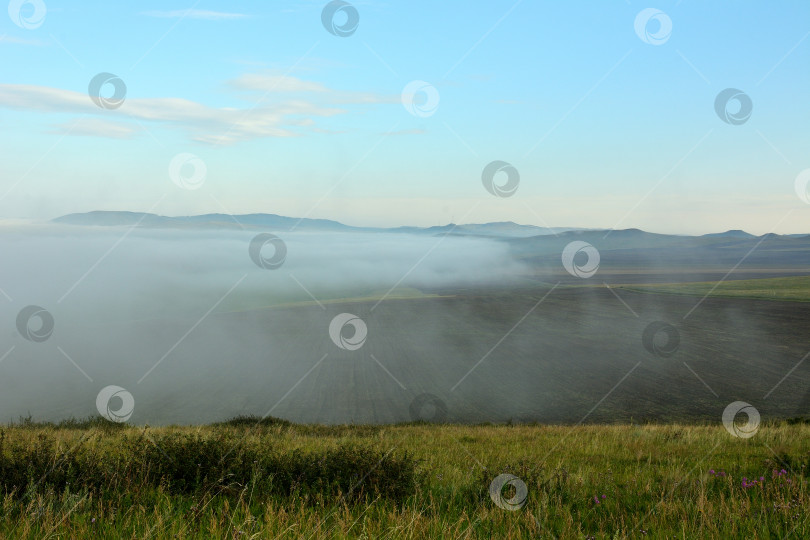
[614,276,810,302]
[0,418,808,538]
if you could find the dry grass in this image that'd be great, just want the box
[0,419,807,538]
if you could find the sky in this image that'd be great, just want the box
[0,0,808,234]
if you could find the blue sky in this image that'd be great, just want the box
[0,0,808,234]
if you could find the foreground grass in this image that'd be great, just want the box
[0,418,808,538]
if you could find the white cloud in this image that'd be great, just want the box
[229,74,329,93]
[0,84,345,145]
[0,35,47,46]
[51,118,141,139]
[230,72,399,104]
[0,69,404,144]
[140,9,247,20]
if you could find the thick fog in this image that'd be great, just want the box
[0,223,531,424]
[2,223,807,426]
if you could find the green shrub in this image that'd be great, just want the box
[0,431,417,505]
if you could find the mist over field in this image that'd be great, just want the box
[0,223,534,424]
[0,223,529,313]
[2,221,809,426]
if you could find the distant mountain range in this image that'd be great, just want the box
[701,229,756,239]
[52,211,581,238]
[51,211,810,278]
[52,211,809,243]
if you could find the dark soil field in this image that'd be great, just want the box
[16,280,804,427]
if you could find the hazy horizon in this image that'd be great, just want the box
[3,210,810,238]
